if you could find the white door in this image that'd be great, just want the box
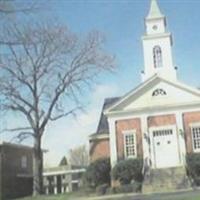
[153,128,180,168]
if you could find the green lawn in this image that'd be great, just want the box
[16,190,95,200]
[16,190,200,200]
[16,193,71,200]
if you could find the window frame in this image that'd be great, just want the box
[190,123,200,152]
[152,88,167,97]
[153,45,163,68]
[21,155,28,169]
[123,130,137,159]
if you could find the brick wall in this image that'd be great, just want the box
[90,112,200,163]
[89,138,110,162]
[115,118,143,160]
[183,111,200,153]
[148,114,176,127]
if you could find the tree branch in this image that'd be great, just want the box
[49,106,81,121]
[10,131,34,143]
[0,127,32,133]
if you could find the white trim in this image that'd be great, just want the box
[189,122,200,128]
[89,133,109,141]
[149,124,175,132]
[105,75,200,115]
[71,180,79,184]
[105,75,158,113]
[43,168,86,177]
[142,32,171,40]
[106,102,200,118]
[190,124,200,153]
[123,129,137,159]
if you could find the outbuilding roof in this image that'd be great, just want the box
[96,97,120,135]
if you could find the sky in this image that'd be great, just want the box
[2,0,200,166]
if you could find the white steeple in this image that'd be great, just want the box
[141,0,177,82]
[147,0,164,19]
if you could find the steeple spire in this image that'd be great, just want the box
[147,0,164,19]
[141,0,177,82]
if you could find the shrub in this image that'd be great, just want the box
[111,182,142,194]
[186,153,200,185]
[96,184,109,195]
[84,158,111,188]
[112,158,143,185]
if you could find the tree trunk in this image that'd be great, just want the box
[33,135,43,196]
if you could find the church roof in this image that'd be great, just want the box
[146,0,164,20]
[96,97,120,135]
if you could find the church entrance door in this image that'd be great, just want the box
[152,127,180,168]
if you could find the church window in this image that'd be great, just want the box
[153,46,163,68]
[152,88,167,96]
[21,155,27,169]
[123,130,137,158]
[192,126,200,152]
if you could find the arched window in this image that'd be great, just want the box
[152,88,167,97]
[153,46,163,68]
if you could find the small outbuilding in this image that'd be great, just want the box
[0,142,33,200]
[43,165,85,195]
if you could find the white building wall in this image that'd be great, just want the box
[146,18,166,35]
[142,35,176,81]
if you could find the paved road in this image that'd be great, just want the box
[71,189,200,200]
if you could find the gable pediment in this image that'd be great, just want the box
[106,76,200,113]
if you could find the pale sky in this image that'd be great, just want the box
[1,0,200,166]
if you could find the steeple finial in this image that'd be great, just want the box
[147,0,164,19]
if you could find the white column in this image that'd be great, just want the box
[108,118,117,168]
[60,175,63,194]
[141,115,149,162]
[141,115,152,175]
[176,112,186,165]
[61,186,65,193]
[54,176,57,195]
[66,185,69,193]
[45,187,49,195]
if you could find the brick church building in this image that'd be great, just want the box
[89,0,200,191]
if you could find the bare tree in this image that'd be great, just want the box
[0,0,38,14]
[0,22,115,195]
[69,145,89,167]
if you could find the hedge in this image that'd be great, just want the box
[84,158,111,188]
[112,158,143,185]
[186,153,200,185]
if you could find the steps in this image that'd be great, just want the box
[142,167,191,193]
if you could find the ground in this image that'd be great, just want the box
[16,190,200,200]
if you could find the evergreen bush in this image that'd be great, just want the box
[112,158,143,185]
[84,158,111,188]
[186,153,200,185]
[111,182,142,194]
